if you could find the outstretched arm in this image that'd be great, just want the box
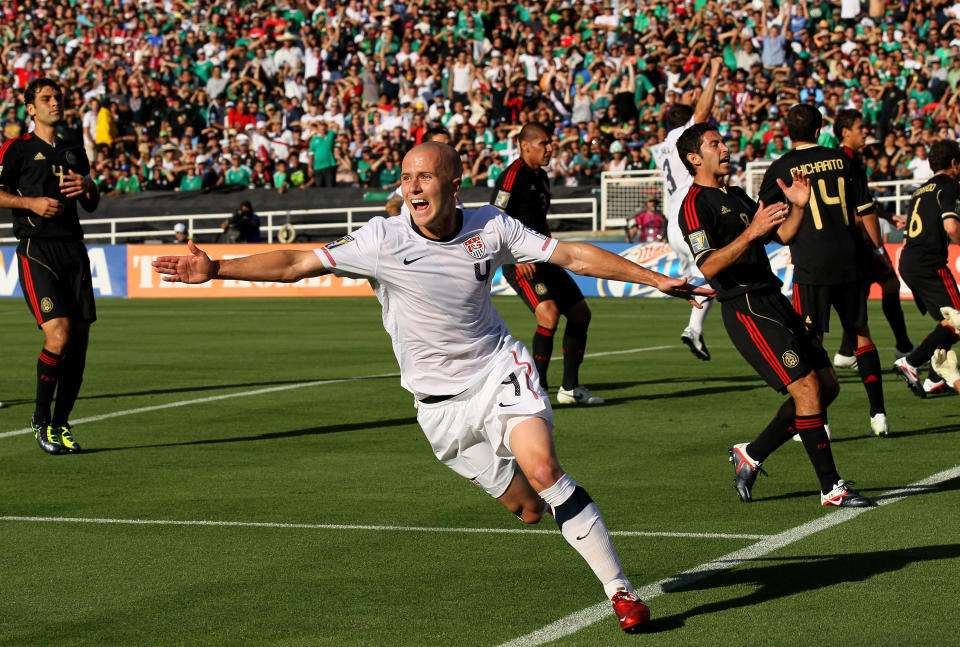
[152,240,330,283]
[548,241,714,305]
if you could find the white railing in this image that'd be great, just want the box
[0,198,598,245]
[600,170,665,230]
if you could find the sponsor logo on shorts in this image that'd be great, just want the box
[40,297,54,313]
[325,235,355,249]
[782,350,800,368]
[463,235,486,259]
[688,230,708,253]
[535,282,548,296]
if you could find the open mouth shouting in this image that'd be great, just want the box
[410,198,430,214]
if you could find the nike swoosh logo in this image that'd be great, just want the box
[498,402,516,407]
[403,256,426,265]
[619,616,628,622]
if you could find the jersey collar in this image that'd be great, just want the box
[408,208,463,243]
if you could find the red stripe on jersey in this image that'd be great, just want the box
[792,284,801,315]
[683,186,701,231]
[0,137,15,163]
[510,349,540,400]
[938,268,960,309]
[541,238,551,251]
[501,159,525,192]
[18,254,43,325]
[736,311,791,385]
[516,275,541,307]
[319,246,336,267]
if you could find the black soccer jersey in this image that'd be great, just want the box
[679,183,781,300]
[0,133,91,240]
[758,144,869,285]
[840,145,876,216]
[900,172,960,273]
[490,158,552,235]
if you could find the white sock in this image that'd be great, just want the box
[539,474,633,599]
[687,295,714,334]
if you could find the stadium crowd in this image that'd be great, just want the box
[2,0,960,195]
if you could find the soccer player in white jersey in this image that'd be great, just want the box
[384,127,454,217]
[153,142,712,633]
[651,56,722,361]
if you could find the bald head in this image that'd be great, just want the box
[403,141,462,180]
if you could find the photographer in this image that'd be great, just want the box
[221,200,261,243]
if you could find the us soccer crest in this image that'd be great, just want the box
[463,235,486,259]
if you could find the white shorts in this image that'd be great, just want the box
[416,336,553,498]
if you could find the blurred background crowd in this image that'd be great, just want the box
[1,0,959,196]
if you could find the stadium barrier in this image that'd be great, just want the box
[3,242,955,301]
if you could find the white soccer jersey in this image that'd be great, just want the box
[315,206,558,398]
[650,117,694,225]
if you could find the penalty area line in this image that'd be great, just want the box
[496,464,960,647]
[0,515,768,541]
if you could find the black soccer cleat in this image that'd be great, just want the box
[681,327,711,361]
[55,424,82,453]
[821,480,873,507]
[33,418,63,455]
[728,443,766,502]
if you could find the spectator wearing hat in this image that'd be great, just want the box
[178,164,203,192]
[172,222,191,244]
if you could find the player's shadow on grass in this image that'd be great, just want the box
[828,420,960,443]
[584,375,768,405]
[643,543,960,633]
[77,375,396,401]
[744,475,960,503]
[80,416,418,453]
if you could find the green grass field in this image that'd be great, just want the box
[1,296,958,646]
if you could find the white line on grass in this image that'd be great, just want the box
[0,516,768,541]
[0,344,677,440]
[496,464,960,647]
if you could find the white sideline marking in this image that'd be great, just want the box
[497,464,960,647]
[0,345,678,440]
[0,516,767,540]
[0,374,399,439]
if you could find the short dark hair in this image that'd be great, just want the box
[785,103,822,142]
[929,140,960,173]
[665,104,695,131]
[676,122,719,175]
[423,127,450,142]
[24,78,60,107]
[835,109,862,141]
[518,122,551,143]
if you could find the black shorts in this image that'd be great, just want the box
[791,280,868,334]
[502,262,584,313]
[17,238,97,327]
[900,264,960,321]
[722,289,830,393]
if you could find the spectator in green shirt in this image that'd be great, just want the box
[224,155,253,186]
[179,165,203,192]
[110,165,141,195]
[273,160,290,194]
[308,121,337,187]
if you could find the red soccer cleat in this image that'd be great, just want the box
[611,590,650,633]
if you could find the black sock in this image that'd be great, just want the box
[855,343,885,416]
[882,292,913,351]
[532,326,555,391]
[34,348,63,424]
[52,346,87,426]
[796,413,840,493]
[837,334,855,358]
[907,324,959,366]
[746,398,796,462]
[561,322,588,390]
